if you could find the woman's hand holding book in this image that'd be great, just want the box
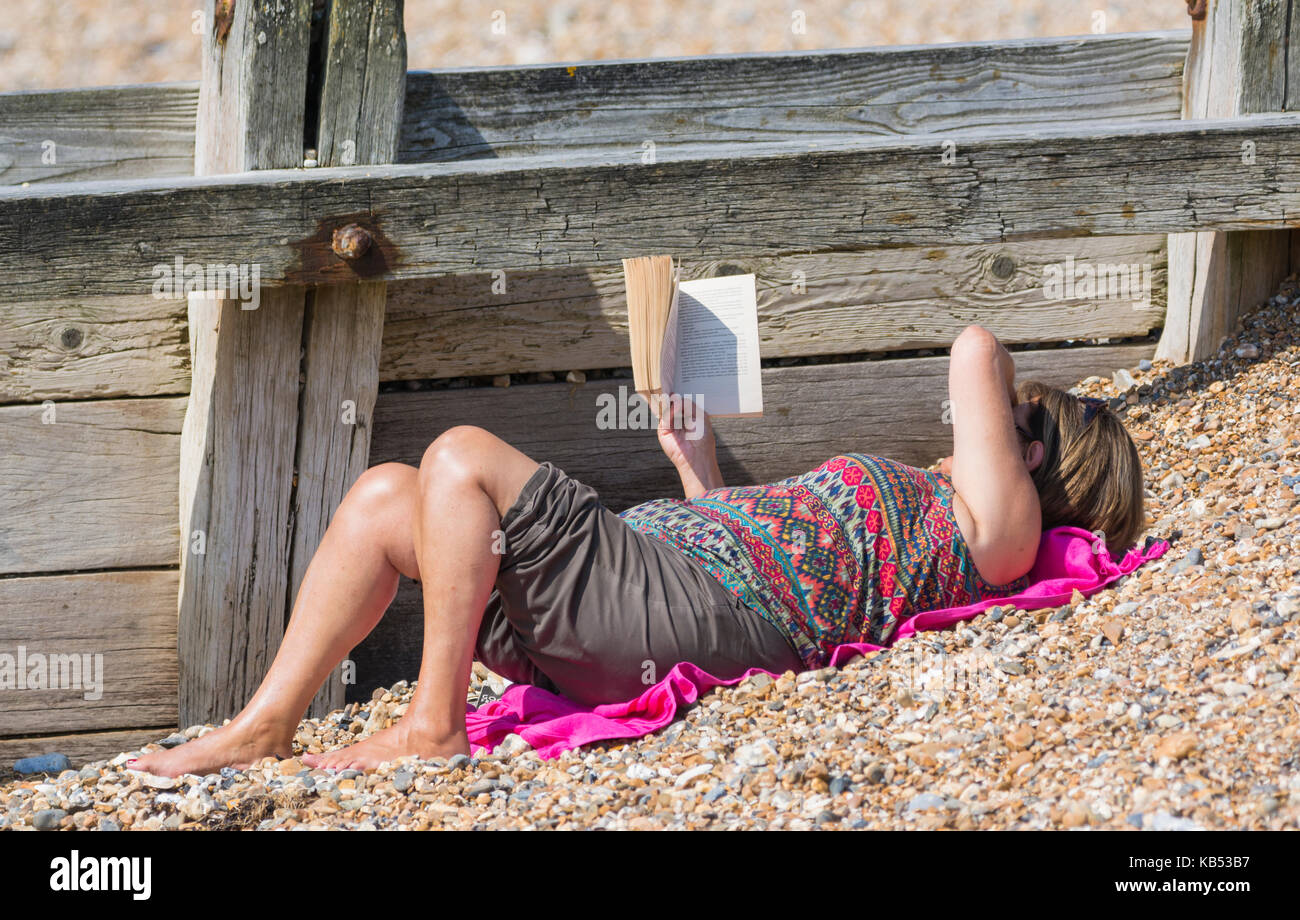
[656,395,724,500]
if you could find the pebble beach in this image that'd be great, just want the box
[4,280,1298,831]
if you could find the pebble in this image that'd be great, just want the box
[674,764,713,787]
[33,809,67,830]
[14,753,71,775]
[1168,547,1204,574]
[1155,732,1198,761]
[906,793,947,813]
[1147,812,1202,832]
[626,763,656,781]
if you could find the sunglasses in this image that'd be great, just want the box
[1015,395,1107,443]
[1078,396,1108,426]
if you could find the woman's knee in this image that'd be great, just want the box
[418,425,540,517]
[418,425,496,489]
[347,462,417,508]
[339,463,419,545]
[339,463,420,576]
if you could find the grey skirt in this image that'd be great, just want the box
[472,461,803,706]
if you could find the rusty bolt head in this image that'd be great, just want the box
[332,224,372,260]
[1185,0,1207,20]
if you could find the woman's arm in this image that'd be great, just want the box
[994,337,1018,406]
[947,326,1040,584]
[657,395,724,500]
[937,336,1016,476]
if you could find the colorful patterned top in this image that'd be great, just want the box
[618,453,1031,670]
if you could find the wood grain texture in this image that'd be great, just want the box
[0,31,1189,185]
[0,396,185,575]
[0,727,176,769]
[1160,0,1298,364]
[0,571,178,735]
[380,236,1168,380]
[0,236,1167,402]
[397,31,1188,161]
[316,0,407,168]
[295,1,406,720]
[0,295,190,403]
[178,292,303,726]
[0,84,196,186]
[194,0,313,175]
[1,113,1296,304]
[355,343,1155,693]
[177,1,315,726]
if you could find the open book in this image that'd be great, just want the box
[620,255,763,418]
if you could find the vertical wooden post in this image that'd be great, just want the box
[292,0,406,719]
[181,0,405,726]
[1158,0,1299,364]
[179,0,314,726]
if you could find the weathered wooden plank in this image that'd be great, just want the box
[0,236,1166,402]
[0,84,197,186]
[0,571,178,736]
[398,31,1189,161]
[357,344,1154,691]
[0,295,189,403]
[179,292,303,726]
[1160,0,1298,364]
[380,236,1168,380]
[368,343,1155,513]
[0,728,176,771]
[178,0,315,727]
[315,0,407,168]
[0,397,185,575]
[195,0,314,176]
[1,113,1296,304]
[0,32,1189,186]
[296,0,406,721]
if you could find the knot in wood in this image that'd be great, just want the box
[332,224,372,260]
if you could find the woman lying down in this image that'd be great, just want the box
[131,325,1146,777]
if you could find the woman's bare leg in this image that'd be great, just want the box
[128,460,426,777]
[303,426,539,770]
[129,426,539,777]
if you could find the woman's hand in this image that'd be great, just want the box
[656,395,723,500]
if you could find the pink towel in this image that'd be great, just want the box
[465,525,1170,759]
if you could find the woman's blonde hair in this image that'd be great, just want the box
[1015,380,1147,556]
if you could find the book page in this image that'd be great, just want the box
[669,273,763,418]
[623,255,675,401]
[656,259,681,418]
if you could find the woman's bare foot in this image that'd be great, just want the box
[302,718,469,772]
[127,719,293,778]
